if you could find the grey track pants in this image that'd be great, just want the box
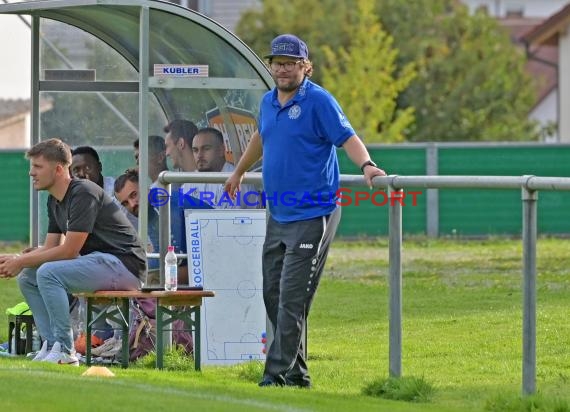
[262,207,341,385]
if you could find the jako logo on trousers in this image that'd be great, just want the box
[299,243,314,249]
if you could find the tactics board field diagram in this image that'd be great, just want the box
[184,209,267,365]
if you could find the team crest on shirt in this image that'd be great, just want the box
[339,113,351,129]
[288,105,301,120]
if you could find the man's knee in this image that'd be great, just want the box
[17,267,37,289]
[36,262,54,277]
[16,271,28,290]
[36,261,66,284]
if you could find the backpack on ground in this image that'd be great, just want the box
[128,298,193,361]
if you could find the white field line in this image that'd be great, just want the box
[0,367,313,412]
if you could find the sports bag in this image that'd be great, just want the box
[128,298,193,361]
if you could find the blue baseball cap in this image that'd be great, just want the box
[264,34,309,60]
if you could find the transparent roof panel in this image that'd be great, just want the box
[0,1,272,84]
[39,4,143,70]
[148,9,260,79]
[39,91,167,146]
[40,18,139,81]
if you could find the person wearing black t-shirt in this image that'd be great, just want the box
[0,138,146,366]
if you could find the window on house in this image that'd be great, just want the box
[505,2,524,18]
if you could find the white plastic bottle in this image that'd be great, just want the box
[165,245,178,291]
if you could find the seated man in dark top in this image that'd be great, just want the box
[115,167,214,285]
[70,145,116,198]
[114,168,160,270]
[0,138,146,366]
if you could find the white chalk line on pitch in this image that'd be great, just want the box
[0,366,313,412]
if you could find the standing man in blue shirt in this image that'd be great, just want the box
[225,34,386,388]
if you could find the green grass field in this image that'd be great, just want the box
[1,238,569,411]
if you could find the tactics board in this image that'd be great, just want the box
[184,209,266,365]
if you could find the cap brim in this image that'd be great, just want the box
[264,53,304,59]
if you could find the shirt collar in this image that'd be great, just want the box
[271,77,310,108]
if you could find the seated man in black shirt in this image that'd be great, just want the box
[0,138,146,366]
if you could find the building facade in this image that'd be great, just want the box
[461,0,568,18]
[168,0,259,32]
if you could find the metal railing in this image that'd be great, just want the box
[157,171,570,395]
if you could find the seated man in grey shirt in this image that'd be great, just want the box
[0,138,146,366]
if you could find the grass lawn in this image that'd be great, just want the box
[0,237,569,411]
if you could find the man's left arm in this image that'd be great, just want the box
[342,135,387,188]
[0,232,88,278]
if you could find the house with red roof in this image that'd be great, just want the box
[520,2,570,141]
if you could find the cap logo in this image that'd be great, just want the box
[273,42,296,54]
[265,34,308,59]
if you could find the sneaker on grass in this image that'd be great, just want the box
[31,340,49,361]
[42,342,79,366]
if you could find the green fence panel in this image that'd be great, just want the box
[3,144,570,241]
[337,147,426,237]
[0,150,30,242]
[438,145,570,236]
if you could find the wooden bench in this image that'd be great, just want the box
[74,290,215,370]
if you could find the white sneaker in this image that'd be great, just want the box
[31,340,49,361]
[42,342,79,366]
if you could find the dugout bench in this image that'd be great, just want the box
[75,290,215,370]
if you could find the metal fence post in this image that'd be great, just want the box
[388,182,403,377]
[521,179,537,395]
[426,144,439,238]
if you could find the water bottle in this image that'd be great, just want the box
[165,245,178,291]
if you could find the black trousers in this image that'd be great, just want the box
[262,207,341,385]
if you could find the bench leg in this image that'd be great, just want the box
[194,306,201,371]
[154,303,202,371]
[156,303,164,370]
[160,305,201,371]
[8,320,14,354]
[24,318,33,354]
[86,298,93,366]
[121,298,130,368]
[85,297,131,368]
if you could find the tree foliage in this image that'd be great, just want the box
[375,0,537,141]
[321,0,415,142]
[236,0,539,142]
[236,0,351,83]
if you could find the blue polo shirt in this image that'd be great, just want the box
[259,78,355,223]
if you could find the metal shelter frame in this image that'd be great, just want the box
[0,0,273,246]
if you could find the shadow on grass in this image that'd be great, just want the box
[362,376,435,402]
